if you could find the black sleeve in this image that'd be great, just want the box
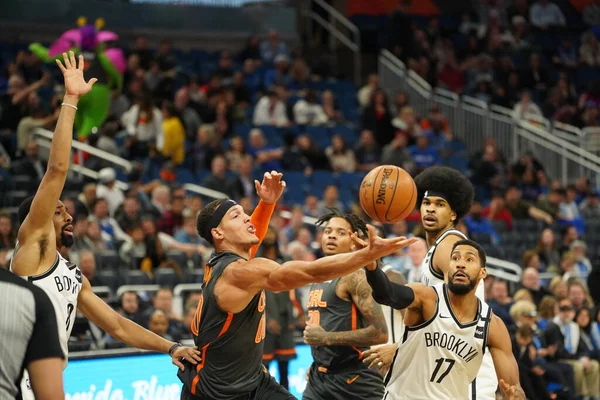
[365,267,415,310]
[24,286,64,365]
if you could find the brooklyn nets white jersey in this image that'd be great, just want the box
[419,229,497,399]
[383,284,492,400]
[11,250,82,399]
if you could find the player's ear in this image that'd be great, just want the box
[479,267,487,280]
[211,227,224,242]
[450,210,457,222]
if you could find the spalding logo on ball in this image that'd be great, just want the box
[360,165,417,223]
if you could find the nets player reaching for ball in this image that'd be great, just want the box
[178,192,415,400]
[362,238,525,400]
[302,208,390,400]
[11,52,201,400]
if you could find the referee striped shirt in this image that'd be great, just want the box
[0,269,63,399]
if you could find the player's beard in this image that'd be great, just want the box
[447,273,477,295]
[60,229,74,248]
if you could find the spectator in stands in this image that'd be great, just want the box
[289,58,310,93]
[157,190,185,236]
[576,307,600,361]
[225,136,247,173]
[544,298,600,399]
[0,213,16,251]
[119,223,147,268]
[559,226,579,255]
[519,169,543,202]
[464,200,500,244]
[325,135,357,173]
[537,296,558,329]
[78,250,103,287]
[436,51,465,94]
[253,89,289,127]
[569,280,593,310]
[583,0,600,27]
[149,185,170,217]
[580,31,600,68]
[85,219,111,251]
[159,101,185,165]
[193,124,223,173]
[358,74,379,108]
[90,198,129,243]
[116,196,142,234]
[293,90,328,126]
[180,302,198,341]
[148,310,174,341]
[489,280,515,328]
[554,251,584,281]
[260,30,289,64]
[522,54,549,97]
[552,39,578,70]
[559,186,584,234]
[381,134,414,173]
[513,90,543,119]
[174,216,206,247]
[96,168,125,217]
[321,91,343,122]
[240,35,261,63]
[536,229,560,270]
[354,130,381,171]
[384,236,425,282]
[512,324,553,400]
[408,135,441,173]
[121,93,162,159]
[521,267,552,305]
[174,87,202,141]
[303,195,319,218]
[504,186,553,224]
[523,250,542,272]
[16,104,59,157]
[264,54,291,90]
[317,186,345,215]
[10,140,45,182]
[550,275,569,300]
[536,188,565,220]
[529,0,566,30]
[296,134,329,170]
[68,215,93,257]
[278,132,310,172]
[483,193,513,231]
[361,89,394,146]
[579,191,600,218]
[201,155,243,200]
[118,291,143,325]
[392,106,422,141]
[570,241,592,280]
[247,128,281,172]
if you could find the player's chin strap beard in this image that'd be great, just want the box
[202,200,238,245]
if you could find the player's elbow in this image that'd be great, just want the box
[46,163,69,176]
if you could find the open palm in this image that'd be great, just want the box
[56,51,98,98]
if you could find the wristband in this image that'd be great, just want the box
[168,342,182,356]
[61,103,78,111]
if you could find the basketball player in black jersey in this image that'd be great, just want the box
[302,208,389,400]
[177,195,416,400]
[12,52,200,377]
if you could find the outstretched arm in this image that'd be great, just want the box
[249,171,285,258]
[488,314,526,400]
[14,52,97,276]
[304,270,388,347]
[77,277,201,370]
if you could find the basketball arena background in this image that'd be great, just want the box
[2,0,600,398]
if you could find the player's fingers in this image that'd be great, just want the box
[63,52,71,69]
[55,58,66,73]
[88,77,98,87]
[280,180,286,188]
[264,171,272,180]
[270,170,280,180]
[174,359,185,371]
[190,351,202,363]
[78,54,84,70]
[254,180,260,192]
[69,51,77,69]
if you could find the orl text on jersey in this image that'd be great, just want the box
[424,332,479,362]
[54,275,80,295]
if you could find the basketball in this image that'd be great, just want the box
[359,165,417,224]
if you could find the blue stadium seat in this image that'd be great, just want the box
[338,172,365,190]
[310,170,337,188]
[97,270,120,291]
[338,187,356,208]
[155,268,181,288]
[284,186,306,205]
[95,250,121,271]
[175,168,198,184]
[166,250,188,269]
[283,171,310,188]
[304,126,329,140]
[125,270,153,286]
[332,125,358,144]
[234,123,252,138]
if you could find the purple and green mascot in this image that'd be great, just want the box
[29,17,126,139]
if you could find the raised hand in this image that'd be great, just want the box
[56,51,98,99]
[171,345,203,371]
[255,170,286,204]
[352,225,417,262]
[499,379,524,400]
[363,343,398,375]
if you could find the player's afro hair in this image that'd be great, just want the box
[316,207,369,239]
[413,166,474,221]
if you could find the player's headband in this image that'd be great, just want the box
[202,199,238,245]
[423,190,451,207]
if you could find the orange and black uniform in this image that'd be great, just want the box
[303,277,384,400]
[178,251,294,400]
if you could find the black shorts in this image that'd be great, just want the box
[302,363,384,400]
[263,329,296,362]
[180,366,296,400]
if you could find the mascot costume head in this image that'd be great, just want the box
[29,17,126,139]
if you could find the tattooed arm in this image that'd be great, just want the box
[303,270,389,347]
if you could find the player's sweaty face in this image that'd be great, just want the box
[321,217,354,256]
[420,196,455,233]
[447,245,484,295]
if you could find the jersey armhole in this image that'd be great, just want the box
[402,286,440,342]
[481,307,493,354]
[26,254,60,282]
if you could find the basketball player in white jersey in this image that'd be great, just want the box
[363,238,525,399]
[10,52,201,400]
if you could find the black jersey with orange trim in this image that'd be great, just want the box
[183,251,267,399]
[306,277,367,369]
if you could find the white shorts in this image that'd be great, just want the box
[20,370,35,400]
[469,351,497,400]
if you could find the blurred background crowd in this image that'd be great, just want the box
[1,0,600,398]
